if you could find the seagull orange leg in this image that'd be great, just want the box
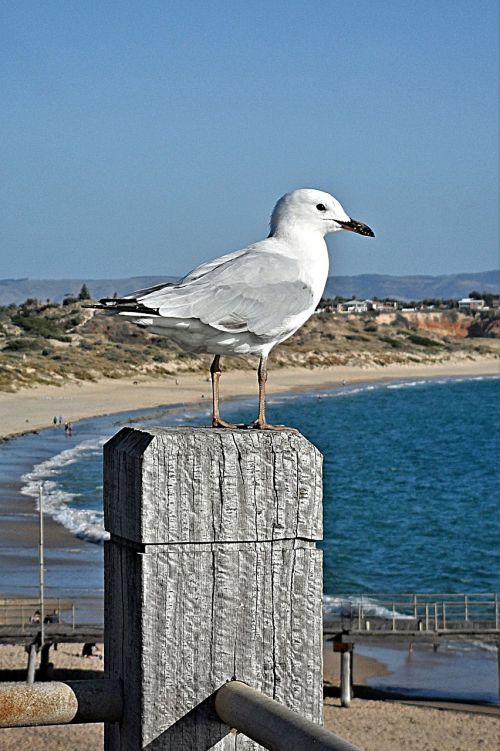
[210,355,238,429]
[256,355,268,426]
[251,356,296,432]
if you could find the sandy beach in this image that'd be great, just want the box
[1,356,498,441]
[0,643,498,751]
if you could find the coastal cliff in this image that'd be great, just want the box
[0,300,498,392]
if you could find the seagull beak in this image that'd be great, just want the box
[337,218,375,237]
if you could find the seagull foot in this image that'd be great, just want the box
[249,421,298,433]
[212,417,239,429]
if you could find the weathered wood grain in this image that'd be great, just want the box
[104,428,323,750]
[104,427,322,544]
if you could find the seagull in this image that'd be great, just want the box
[95,189,374,429]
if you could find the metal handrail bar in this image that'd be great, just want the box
[0,678,361,750]
[0,680,122,728]
[215,681,362,751]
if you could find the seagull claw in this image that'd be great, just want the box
[248,420,299,434]
[211,417,240,429]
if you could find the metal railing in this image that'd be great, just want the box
[216,681,361,751]
[0,680,122,727]
[0,599,76,630]
[326,592,499,632]
[0,679,362,751]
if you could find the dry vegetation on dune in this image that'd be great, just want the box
[0,298,498,392]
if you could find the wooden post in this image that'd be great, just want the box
[104,427,323,750]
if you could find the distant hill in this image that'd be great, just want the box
[0,276,177,306]
[324,270,500,301]
[0,270,498,306]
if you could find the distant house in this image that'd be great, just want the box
[337,299,373,313]
[458,298,485,311]
[372,300,399,312]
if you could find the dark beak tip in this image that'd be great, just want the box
[342,219,375,237]
[354,221,375,238]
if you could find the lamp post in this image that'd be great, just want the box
[39,484,45,648]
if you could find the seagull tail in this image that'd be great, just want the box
[83,297,160,315]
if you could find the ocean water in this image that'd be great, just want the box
[18,375,500,596]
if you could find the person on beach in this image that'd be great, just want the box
[44,609,59,624]
[82,642,102,659]
[82,642,93,657]
[29,610,41,624]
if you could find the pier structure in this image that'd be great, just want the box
[323,592,500,706]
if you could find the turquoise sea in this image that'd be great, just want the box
[12,375,500,593]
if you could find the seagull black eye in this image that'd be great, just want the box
[316,203,327,212]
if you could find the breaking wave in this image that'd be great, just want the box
[21,438,110,545]
[323,594,413,620]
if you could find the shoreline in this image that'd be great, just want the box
[0,355,497,598]
[0,356,498,442]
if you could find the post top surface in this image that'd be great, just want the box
[104,426,323,545]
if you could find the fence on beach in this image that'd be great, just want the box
[0,426,363,750]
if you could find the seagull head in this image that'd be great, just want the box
[270,188,374,239]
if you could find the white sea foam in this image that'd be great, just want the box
[467,640,497,653]
[21,438,110,545]
[444,639,498,654]
[386,379,427,390]
[323,594,413,620]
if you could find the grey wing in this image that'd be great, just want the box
[180,247,249,284]
[100,248,251,304]
[136,250,314,341]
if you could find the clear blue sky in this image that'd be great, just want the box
[1,0,498,280]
